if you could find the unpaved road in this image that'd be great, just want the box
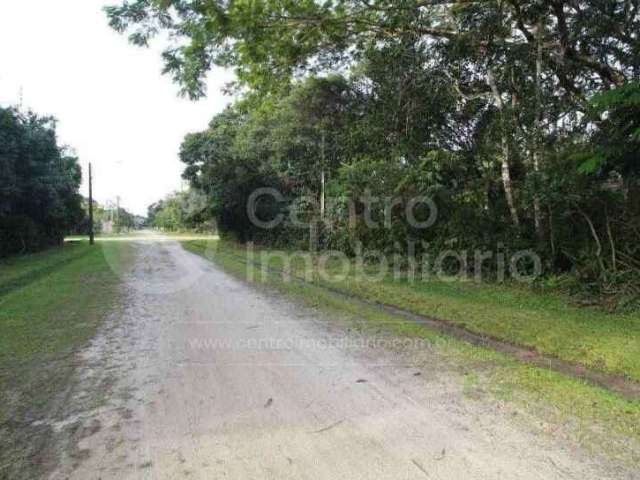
[48,239,633,479]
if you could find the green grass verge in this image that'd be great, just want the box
[345,277,640,382]
[184,239,640,465]
[65,231,147,241]
[65,231,219,242]
[0,242,123,478]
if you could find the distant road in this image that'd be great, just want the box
[50,237,628,479]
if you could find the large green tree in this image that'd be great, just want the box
[0,107,84,257]
[109,1,640,303]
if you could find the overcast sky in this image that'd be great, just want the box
[0,0,234,215]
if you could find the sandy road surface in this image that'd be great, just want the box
[48,239,633,479]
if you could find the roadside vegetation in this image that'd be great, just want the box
[109,0,640,309]
[184,238,640,466]
[146,190,215,233]
[0,107,85,258]
[0,243,122,479]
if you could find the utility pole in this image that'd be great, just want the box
[116,196,120,233]
[89,162,95,245]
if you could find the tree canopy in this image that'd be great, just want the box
[110,1,640,306]
[106,0,639,97]
[0,107,85,257]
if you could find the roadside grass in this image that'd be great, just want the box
[148,231,220,241]
[184,239,640,465]
[65,231,148,242]
[199,240,640,383]
[344,278,640,382]
[65,231,219,243]
[150,230,218,237]
[0,242,123,479]
[0,245,91,297]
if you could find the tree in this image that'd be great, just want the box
[0,107,84,257]
[148,190,215,232]
[108,1,640,305]
[105,1,638,96]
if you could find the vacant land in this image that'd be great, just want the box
[184,238,640,465]
[0,243,121,479]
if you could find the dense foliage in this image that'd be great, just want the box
[72,200,141,235]
[147,189,215,232]
[0,107,84,257]
[109,1,640,306]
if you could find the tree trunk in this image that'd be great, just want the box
[487,68,520,228]
[532,152,542,237]
[320,130,326,220]
[500,145,520,228]
[532,20,544,240]
[320,169,325,218]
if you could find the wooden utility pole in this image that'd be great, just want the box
[89,162,95,245]
[116,196,120,233]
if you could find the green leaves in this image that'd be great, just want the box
[590,82,640,112]
[585,82,640,177]
[0,107,84,257]
[104,1,640,301]
[576,153,605,176]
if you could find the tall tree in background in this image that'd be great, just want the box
[0,107,84,257]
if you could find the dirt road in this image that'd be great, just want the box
[48,239,633,479]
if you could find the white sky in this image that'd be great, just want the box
[0,0,234,215]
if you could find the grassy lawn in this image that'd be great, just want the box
[64,231,149,241]
[0,242,122,478]
[184,239,640,465]
[341,276,640,381]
